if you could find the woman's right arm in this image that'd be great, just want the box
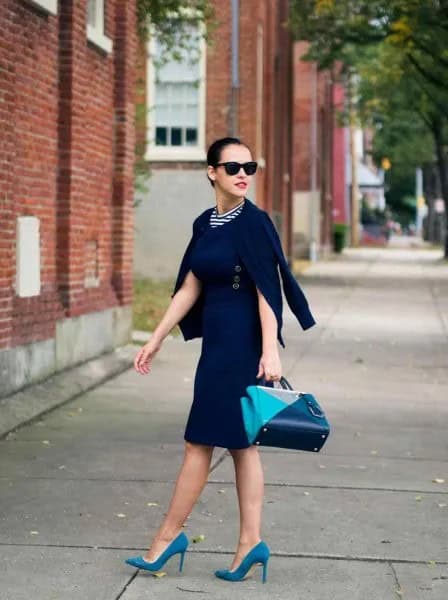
[134,271,202,375]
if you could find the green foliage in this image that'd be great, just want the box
[289,0,448,249]
[290,1,448,92]
[136,0,214,50]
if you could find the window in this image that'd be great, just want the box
[25,0,57,15]
[146,26,206,161]
[87,0,112,54]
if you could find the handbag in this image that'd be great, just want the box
[241,377,330,452]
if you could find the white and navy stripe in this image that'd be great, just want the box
[209,200,245,228]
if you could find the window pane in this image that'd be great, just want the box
[186,128,198,146]
[156,127,168,146]
[154,102,170,127]
[171,128,182,146]
[151,24,202,148]
[184,103,199,127]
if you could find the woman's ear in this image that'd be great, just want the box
[207,165,216,184]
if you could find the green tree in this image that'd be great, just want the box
[356,44,434,222]
[290,0,448,256]
[136,0,214,49]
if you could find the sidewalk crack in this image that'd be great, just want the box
[389,561,403,598]
[115,571,138,600]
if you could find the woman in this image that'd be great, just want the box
[125,137,315,583]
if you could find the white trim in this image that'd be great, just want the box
[144,33,206,162]
[87,24,113,53]
[146,147,207,162]
[25,0,57,16]
[86,0,113,54]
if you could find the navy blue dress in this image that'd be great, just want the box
[184,213,264,449]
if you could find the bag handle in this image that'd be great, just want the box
[259,376,293,390]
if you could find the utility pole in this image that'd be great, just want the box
[309,62,318,262]
[415,167,425,238]
[230,0,240,136]
[348,72,359,247]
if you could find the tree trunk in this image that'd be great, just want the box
[432,119,448,258]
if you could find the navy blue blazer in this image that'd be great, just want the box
[172,199,316,347]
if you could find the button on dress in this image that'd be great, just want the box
[184,204,268,449]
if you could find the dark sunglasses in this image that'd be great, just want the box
[215,161,258,176]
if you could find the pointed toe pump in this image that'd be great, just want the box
[215,541,270,583]
[125,532,189,573]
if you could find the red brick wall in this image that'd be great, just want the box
[293,41,335,249]
[293,42,313,192]
[112,1,137,306]
[332,82,347,224]
[206,2,232,142]
[0,0,63,349]
[0,0,136,351]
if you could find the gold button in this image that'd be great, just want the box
[232,283,240,290]
[234,265,242,272]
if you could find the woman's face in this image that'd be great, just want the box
[207,144,254,199]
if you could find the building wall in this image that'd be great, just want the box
[134,0,294,279]
[292,41,335,258]
[0,0,136,397]
[332,83,348,225]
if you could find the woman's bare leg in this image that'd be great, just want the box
[144,441,214,561]
[228,445,264,570]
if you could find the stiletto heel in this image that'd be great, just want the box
[215,541,270,583]
[179,550,186,572]
[125,532,189,574]
[262,560,268,583]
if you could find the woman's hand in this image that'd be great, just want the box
[133,270,202,376]
[257,349,282,382]
[134,337,162,375]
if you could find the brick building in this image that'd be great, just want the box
[0,0,136,397]
[134,0,295,278]
[292,42,347,259]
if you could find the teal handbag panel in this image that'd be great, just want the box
[241,386,288,443]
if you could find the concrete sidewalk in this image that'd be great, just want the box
[1,246,448,600]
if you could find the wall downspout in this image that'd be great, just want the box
[230,0,240,136]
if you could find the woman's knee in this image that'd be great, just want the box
[184,441,214,458]
[229,445,259,461]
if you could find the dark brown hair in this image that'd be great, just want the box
[206,137,251,187]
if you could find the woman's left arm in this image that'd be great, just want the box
[256,288,282,382]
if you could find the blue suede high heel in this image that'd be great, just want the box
[125,532,189,573]
[215,541,270,583]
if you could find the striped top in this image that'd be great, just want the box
[209,200,245,228]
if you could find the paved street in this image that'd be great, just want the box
[1,246,447,600]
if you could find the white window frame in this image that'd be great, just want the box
[87,0,113,54]
[145,33,207,162]
[25,0,57,15]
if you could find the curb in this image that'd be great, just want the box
[0,344,137,439]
